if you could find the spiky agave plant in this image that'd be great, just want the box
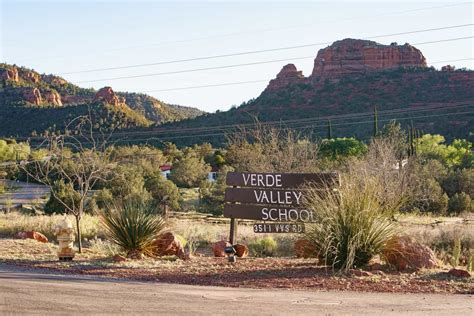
[99,200,165,258]
[304,179,398,271]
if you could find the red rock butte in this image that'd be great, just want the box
[266,39,428,91]
[312,39,427,77]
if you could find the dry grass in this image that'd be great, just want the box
[0,212,101,241]
[1,211,472,262]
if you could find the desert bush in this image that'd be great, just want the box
[404,160,449,214]
[248,236,278,257]
[442,169,474,198]
[448,192,473,215]
[99,200,165,257]
[169,154,210,188]
[304,179,399,270]
[225,124,320,173]
[145,173,180,211]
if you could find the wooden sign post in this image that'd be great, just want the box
[224,172,340,246]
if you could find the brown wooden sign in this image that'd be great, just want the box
[224,204,314,222]
[253,223,305,234]
[224,172,339,242]
[226,172,339,188]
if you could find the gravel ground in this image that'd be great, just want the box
[1,238,472,295]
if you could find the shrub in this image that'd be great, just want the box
[304,180,398,271]
[248,237,278,257]
[448,192,472,215]
[98,200,165,257]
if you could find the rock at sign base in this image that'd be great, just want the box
[234,244,249,258]
[112,254,127,262]
[127,250,145,260]
[383,235,437,271]
[348,269,372,277]
[211,240,232,257]
[15,231,48,243]
[294,238,314,258]
[154,232,185,258]
[448,268,471,278]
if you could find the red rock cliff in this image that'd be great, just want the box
[93,87,125,106]
[311,39,427,77]
[266,64,305,91]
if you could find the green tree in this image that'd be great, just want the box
[448,192,472,215]
[0,139,30,161]
[199,165,234,215]
[145,174,180,213]
[169,155,211,188]
[417,134,474,168]
[44,180,81,215]
[319,138,367,160]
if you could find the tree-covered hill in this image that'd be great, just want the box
[0,63,204,138]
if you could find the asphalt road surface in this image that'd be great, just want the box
[0,264,472,315]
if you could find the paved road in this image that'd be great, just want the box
[0,265,472,315]
[0,180,50,208]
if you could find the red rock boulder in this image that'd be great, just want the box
[1,67,19,82]
[154,232,185,258]
[25,71,40,83]
[23,88,42,105]
[15,231,48,243]
[383,235,437,271]
[234,244,248,258]
[448,268,471,278]
[211,240,232,257]
[93,87,122,106]
[44,90,63,106]
[294,238,315,258]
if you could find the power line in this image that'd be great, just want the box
[143,79,269,93]
[18,102,473,142]
[63,24,473,75]
[141,58,473,93]
[76,36,474,84]
[14,2,472,63]
[101,103,474,137]
[75,56,314,83]
[2,107,470,164]
[108,103,474,138]
[98,110,474,145]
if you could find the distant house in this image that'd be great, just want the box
[159,164,219,183]
[207,166,219,182]
[392,159,409,170]
[159,165,172,179]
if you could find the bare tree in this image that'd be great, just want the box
[21,114,116,252]
[226,122,320,173]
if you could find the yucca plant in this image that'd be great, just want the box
[304,179,398,271]
[99,200,166,258]
[450,237,461,268]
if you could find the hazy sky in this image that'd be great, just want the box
[1,1,473,112]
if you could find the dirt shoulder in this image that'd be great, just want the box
[1,239,472,295]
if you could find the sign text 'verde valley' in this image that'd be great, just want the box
[224,188,304,206]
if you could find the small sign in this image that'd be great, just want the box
[253,223,305,234]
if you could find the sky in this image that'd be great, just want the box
[1,0,473,112]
